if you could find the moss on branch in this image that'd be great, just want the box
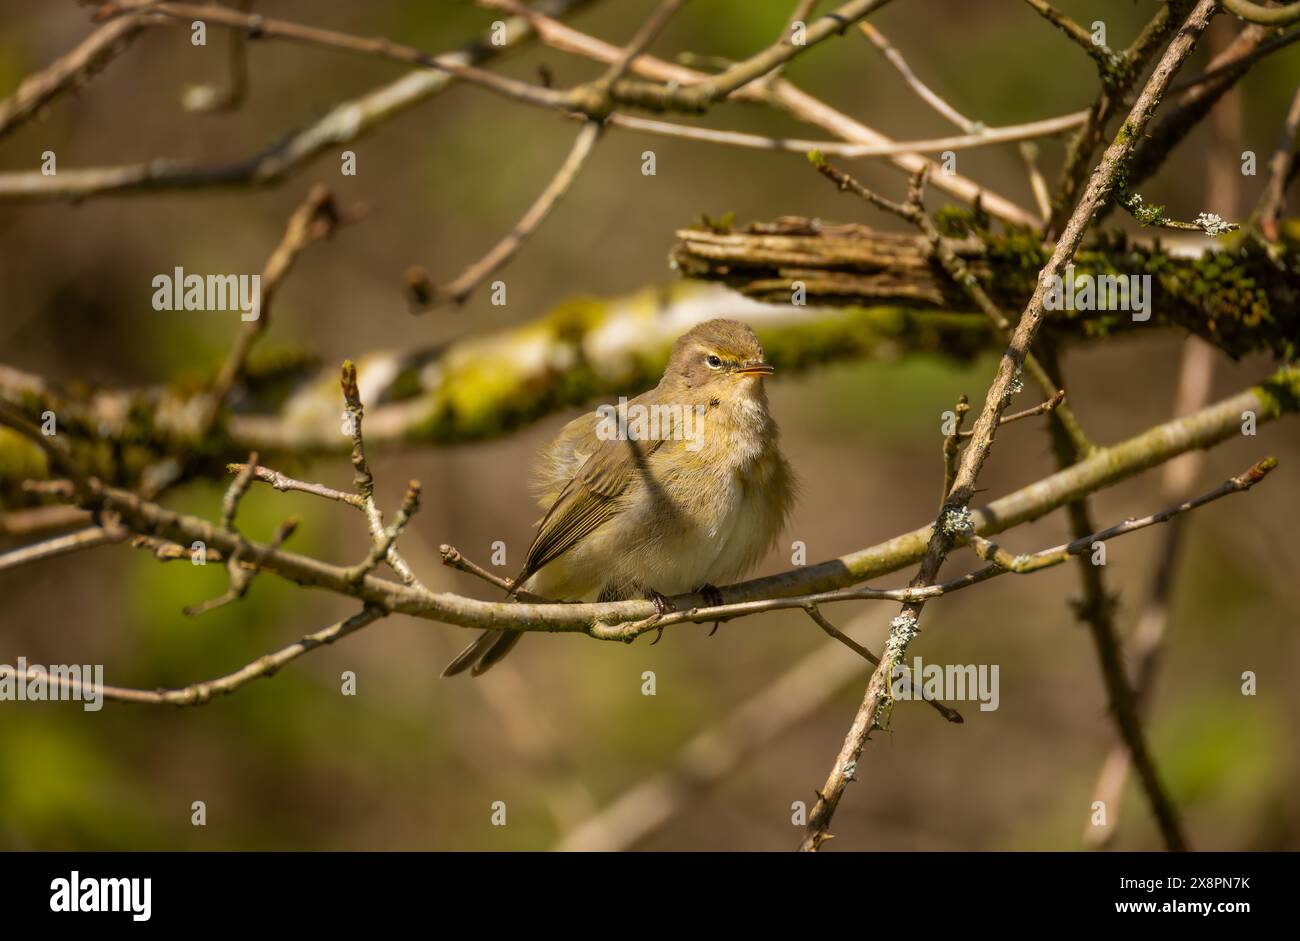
[1,284,993,496]
[671,214,1300,360]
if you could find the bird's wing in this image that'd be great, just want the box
[514,399,664,588]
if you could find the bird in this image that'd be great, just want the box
[442,318,795,677]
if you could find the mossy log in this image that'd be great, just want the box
[671,215,1300,360]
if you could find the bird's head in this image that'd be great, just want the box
[661,319,774,402]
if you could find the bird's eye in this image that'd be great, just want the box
[705,354,723,369]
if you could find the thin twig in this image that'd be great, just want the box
[1083,338,1217,849]
[1020,0,1118,71]
[478,0,1039,226]
[425,120,603,307]
[859,22,979,132]
[805,604,962,722]
[1221,0,1300,27]
[1048,4,1177,236]
[226,462,364,508]
[0,0,594,201]
[941,394,970,501]
[958,390,1064,438]
[340,361,429,591]
[1167,26,1300,95]
[594,0,685,89]
[0,10,146,140]
[200,185,341,432]
[808,153,1092,455]
[1256,84,1300,242]
[0,526,118,573]
[26,606,384,706]
[439,544,552,603]
[183,0,253,112]
[606,109,1086,158]
[1019,142,1052,221]
[761,0,822,86]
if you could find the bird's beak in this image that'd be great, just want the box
[735,361,775,378]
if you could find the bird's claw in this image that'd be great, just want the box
[697,584,724,636]
[641,589,673,645]
[698,583,724,608]
[644,588,675,616]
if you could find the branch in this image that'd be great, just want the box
[1084,337,1217,849]
[670,218,1299,360]
[225,462,364,509]
[0,286,998,488]
[798,0,1220,852]
[1255,83,1300,242]
[805,605,964,723]
[0,9,146,140]
[341,362,428,591]
[0,525,119,573]
[7,361,1291,641]
[200,185,342,432]
[0,0,594,201]
[25,606,384,706]
[478,0,1039,226]
[613,459,1276,637]
[605,110,1086,159]
[421,120,602,307]
[1123,19,1281,209]
[1020,0,1119,71]
[1117,191,1239,235]
[807,154,1093,454]
[1048,3,1179,235]
[1221,0,1300,26]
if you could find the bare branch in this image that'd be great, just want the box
[200,186,342,433]
[340,361,429,591]
[26,606,384,706]
[798,0,1219,852]
[0,10,146,140]
[0,526,118,573]
[1020,0,1118,71]
[0,0,594,201]
[805,605,963,722]
[1221,0,1300,26]
[479,0,1039,226]
[1256,83,1300,242]
[226,462,364,509]
[423,120,603,307]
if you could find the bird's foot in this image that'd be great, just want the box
[644,588,676,616]
[697,584,724,636]
[698,583,724,608]
[642,588,674,645]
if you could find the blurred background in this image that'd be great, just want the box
[1,0,1297,851]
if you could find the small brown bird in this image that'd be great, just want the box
[443,319,795,677]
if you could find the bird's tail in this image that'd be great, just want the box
[441,567,531,677]
[440,628,523,677]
